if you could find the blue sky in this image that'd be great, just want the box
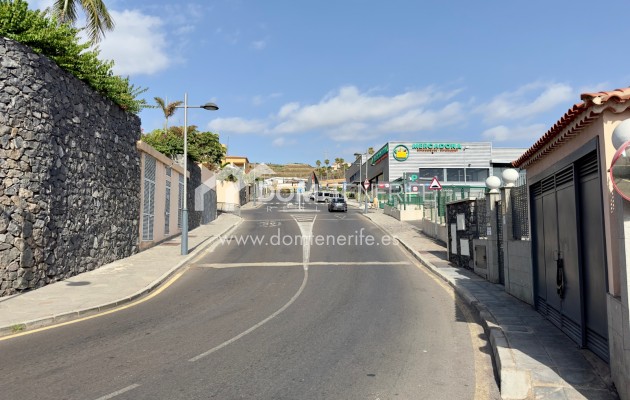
[32,0,630,164]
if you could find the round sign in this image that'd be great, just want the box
[392,145,409,162]
[611,141,630,201]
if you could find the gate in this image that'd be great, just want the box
[496,200,504,285]
[530,150,609,362]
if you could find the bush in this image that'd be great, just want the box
[142,126,225,165]
[0,0,148,114]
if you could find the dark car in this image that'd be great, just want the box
[328,197,347,212]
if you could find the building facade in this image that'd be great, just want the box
[346,141,526,187]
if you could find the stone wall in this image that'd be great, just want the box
[0,37,141,296]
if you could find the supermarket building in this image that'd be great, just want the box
[345,141,527,188]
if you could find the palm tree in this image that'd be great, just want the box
[338,157,345,179]
[154,97,183,133]
[51,0,115,44]
[324,159,330,181]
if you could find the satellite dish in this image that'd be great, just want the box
[610,140,630,201]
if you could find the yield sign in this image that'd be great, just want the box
[428,176,442,190]
[363,179,370,190]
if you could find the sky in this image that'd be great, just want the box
[31,0,630,165]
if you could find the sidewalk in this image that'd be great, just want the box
[349,200,618,400]
[0,212,242,337]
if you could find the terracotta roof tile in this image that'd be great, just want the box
[513,87,630,168]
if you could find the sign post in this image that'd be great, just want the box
[363,179,370,213]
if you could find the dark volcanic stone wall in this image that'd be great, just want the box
[0,37,141,296]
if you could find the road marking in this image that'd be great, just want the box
[93,384,140,400]
[0,268,189,341]
[189,214,317,362]
[189,268,309,362]
[293,214,316,270]
[194,261,409,269]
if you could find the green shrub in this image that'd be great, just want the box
[142,126,225,165]
[0,0,148,114]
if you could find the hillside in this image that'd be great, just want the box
[266,163,314,178]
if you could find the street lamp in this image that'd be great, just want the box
[177,93,219,255]
[354,152,369,214]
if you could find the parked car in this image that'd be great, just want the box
[328,197,347,212]
[316,191,330,202]
[309,192,316,201]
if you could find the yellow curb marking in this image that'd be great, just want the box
[0,268,188,342]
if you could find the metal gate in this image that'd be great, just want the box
[495,200,505,285]
[531,150,609,362]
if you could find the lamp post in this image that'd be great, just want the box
[354,152,369,214]
[177,93,218,255]
[354,153,362,207]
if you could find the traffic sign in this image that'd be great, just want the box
[363,179,370,189]
[428,176,442,190]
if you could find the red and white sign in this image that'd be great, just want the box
[363,179,370,190]
[428,176,442,190]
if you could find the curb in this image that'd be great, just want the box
[0,217,243,338]
[363,214,532,400]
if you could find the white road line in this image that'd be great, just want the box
[93,384,140,400]
[195,261,408,268]
[189,268,309,362]
[189,215,317,362]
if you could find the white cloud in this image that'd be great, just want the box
[272,137,298,147]
[208,117,268,134]
[251,40,267,50]
[211,85,466,143]
[378,102,464,132]
[482,124,547,142]
[475,82,573,123]
[99,10,170,76]
[273,86,452,134]
[253,93,282,106]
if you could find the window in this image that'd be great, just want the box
[142,156,156,241]
[446,168,465,182]
[165,179,171,235]
[418,168,444,181]
[466,168,489,182]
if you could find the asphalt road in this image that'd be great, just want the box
[0,196,499,400]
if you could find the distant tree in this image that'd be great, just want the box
[316,160,321,168]
[154,96,183,132]
[337,157,345,179]
[142,125,225,166]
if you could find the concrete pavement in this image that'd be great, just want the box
[348,200,618,400]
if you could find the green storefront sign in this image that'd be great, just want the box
[412,142,462,151]
[370,144,389,165]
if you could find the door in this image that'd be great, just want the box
[531,151,609,362]
[532,166,582,344]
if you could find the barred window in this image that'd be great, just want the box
[142,156,156,241]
